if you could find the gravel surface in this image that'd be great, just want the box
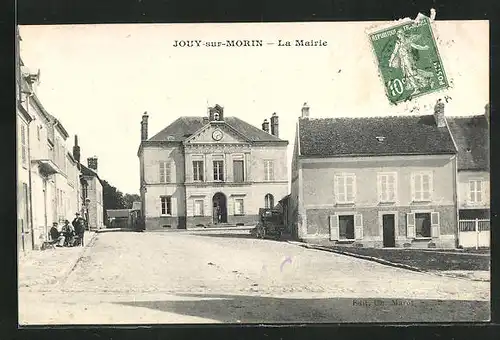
[19,231,490,324]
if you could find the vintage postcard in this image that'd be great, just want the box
[17,17,489,325]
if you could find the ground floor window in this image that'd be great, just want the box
[264,194,274,209]
[194,199,204,216]
[338,215,355,240]
[234,198,244,216]
[160,196,172,216]
[415,213,431,238]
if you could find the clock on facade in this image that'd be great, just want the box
[212,129,223,141]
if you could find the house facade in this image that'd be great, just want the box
[80,158,105,230]
[447,109,490,220]
[138,104,289,230]
[16,57,33,253]
[290,102,459,249]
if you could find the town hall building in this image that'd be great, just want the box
[137,104,289,230]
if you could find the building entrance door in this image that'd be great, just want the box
[212,192,227,224]
[382,214,396,247]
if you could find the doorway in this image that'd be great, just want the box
[382,214,396,247]
[212,192,227,224]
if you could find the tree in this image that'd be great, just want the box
[123,193,141,209]
[102,180,126,210]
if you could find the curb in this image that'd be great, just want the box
[302,244,424,273]
[58,232,98,283]
[290,242,490,282]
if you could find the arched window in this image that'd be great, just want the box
[264,194,274,209]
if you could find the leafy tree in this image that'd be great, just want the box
[102,180,126,210]
[123,193,141,209]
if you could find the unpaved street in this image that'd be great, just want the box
[19,231,490,324]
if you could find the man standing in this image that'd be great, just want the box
[72,212,85,246]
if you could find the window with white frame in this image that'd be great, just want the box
[160,196,172,215]
[264,160,275,181]
[234,198,244,215]
[194,199,204,216]
[378,172,397,202]
[412,172,432,201]
[334,173,356,203]
[193,160,204,181]
[159,162,172,183]
[469,180,483,203]
[213,160,224,181]
[20,124,27,168]
[406,211,440,239]
[329,213,363,241]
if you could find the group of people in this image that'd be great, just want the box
[49,212,87,247]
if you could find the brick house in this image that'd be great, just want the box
[290,102,459,248]
[137,104,289,230]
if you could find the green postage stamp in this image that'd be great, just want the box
[369,16,449,104]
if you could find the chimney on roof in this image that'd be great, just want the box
[433,99,446,128]
[485,103,490,125]
[202,116,209,125]
[87,156,98,172]
[270,113,279,137]
[141,112,149,141]
[72,135,81,163]
[301,102,310,118]
[262,119,270,133]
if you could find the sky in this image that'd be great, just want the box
[19,20,489,194]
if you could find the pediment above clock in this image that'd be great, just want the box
[184,123,250,144]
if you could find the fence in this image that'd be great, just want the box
[458,219,490,249]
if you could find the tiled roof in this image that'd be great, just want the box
[298,115,457,157]
[447,115,489,171]
[148,116,286,143]
[80,164,102,183]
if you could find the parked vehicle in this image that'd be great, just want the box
[253,208,285,240]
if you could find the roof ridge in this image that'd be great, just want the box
[303,114,432,121]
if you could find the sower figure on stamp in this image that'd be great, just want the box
[389,30,434,95]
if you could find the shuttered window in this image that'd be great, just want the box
[264,160,274,181]
[194,199,204,216]
[407,212,439,238]
[334,173,356,203]
[233,160,244,182]
[469,180,483,203]
[193,161,204,181]
[213,160,224,181]
[378,172,397,202]
[412,172,432,202]
[234,198,244,215]
[160,196,172,215]
[159,162,172,183]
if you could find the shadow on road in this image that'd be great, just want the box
[114,294,490,323]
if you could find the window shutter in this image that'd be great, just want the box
[334,175,339,203]
[377,174,383,202]
[481,180,488,204]
[427,172,433,201]
[406,213,416,238]
[170,196,176,215]
[354,214,364,240]
[159,163,165,183]
[351,175,357,202]
[166,162,172,183]
[431,212,440,237]
[410,173,416,201]
[329,215,339,241]
[392,174,398,202]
